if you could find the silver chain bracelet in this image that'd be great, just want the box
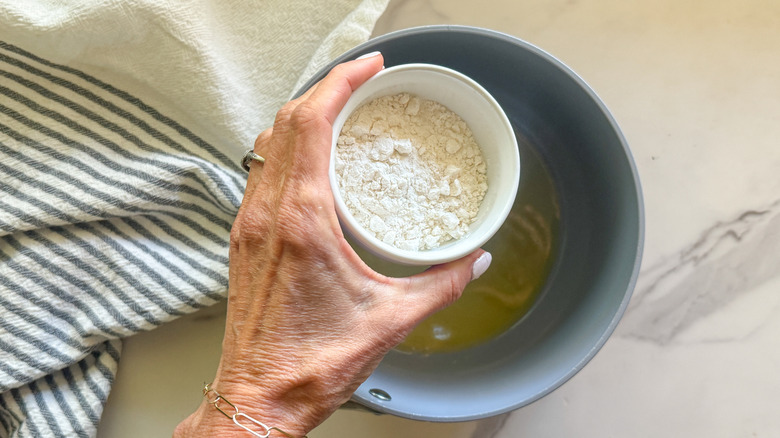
[203,383,307,438]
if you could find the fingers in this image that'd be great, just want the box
[248,53,385,192]
[275,51,383,132]
[286,53,385,189]
[305,52,384,126]
[401,249,492,324]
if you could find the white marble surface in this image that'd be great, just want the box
[98,0,780,436]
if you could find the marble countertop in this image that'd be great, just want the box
[97,1,780,436]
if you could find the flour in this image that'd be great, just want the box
[335,93,488,251]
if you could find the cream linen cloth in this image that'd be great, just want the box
[0,0,388,436]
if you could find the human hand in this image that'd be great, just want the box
[175,52,491,437]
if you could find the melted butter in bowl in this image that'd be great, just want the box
[352,141,559,354]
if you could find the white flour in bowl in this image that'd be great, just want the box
[335,93,487,251]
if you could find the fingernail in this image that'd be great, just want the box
[356,51,381,60]
[471,252,492,281]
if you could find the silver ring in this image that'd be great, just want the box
[241,150,265,172]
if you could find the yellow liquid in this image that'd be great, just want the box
[351,144,559,354]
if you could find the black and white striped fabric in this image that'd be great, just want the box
[0,40,244,436]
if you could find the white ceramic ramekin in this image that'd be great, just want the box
[330,63,520,265]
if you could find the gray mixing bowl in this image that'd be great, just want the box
[294,25,644,421]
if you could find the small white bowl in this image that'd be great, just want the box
[330,63,520,265]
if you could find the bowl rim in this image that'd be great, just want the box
[329,62,520,266]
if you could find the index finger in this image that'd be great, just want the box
[277,52,384,187]
[303,52,384,126]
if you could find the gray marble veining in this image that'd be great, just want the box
[621,199,780,345]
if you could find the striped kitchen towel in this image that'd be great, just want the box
[0,0,389,436]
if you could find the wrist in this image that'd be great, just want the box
[175,358,332,438]
[174,383,310,438]
[211,346,367,435]
[213,377,312,437]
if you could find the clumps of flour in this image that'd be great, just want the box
[335,93,488,251]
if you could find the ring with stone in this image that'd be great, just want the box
[241,150,265,172]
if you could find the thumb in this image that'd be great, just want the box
[403,249,493,321]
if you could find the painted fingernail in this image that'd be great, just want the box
[356,51,381,60]
[471,252,492,281]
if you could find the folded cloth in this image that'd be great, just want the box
[0,0,388,436]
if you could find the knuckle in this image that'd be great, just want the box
[276,100,297,119]
[292,183,325,208]
[446,277,465,305]
[272,101,297,130]
[329,63,349,78]
[433,271,466,308]
[273,219,315,256]
[275,187,329,250]
[289,102,324,130]
[253,129,272,149]
[231,207,270,247]
[279,223,312,251]
[229,218,241,252]
[230,179,332,260]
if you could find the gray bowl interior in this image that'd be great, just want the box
[295,26,644,421]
